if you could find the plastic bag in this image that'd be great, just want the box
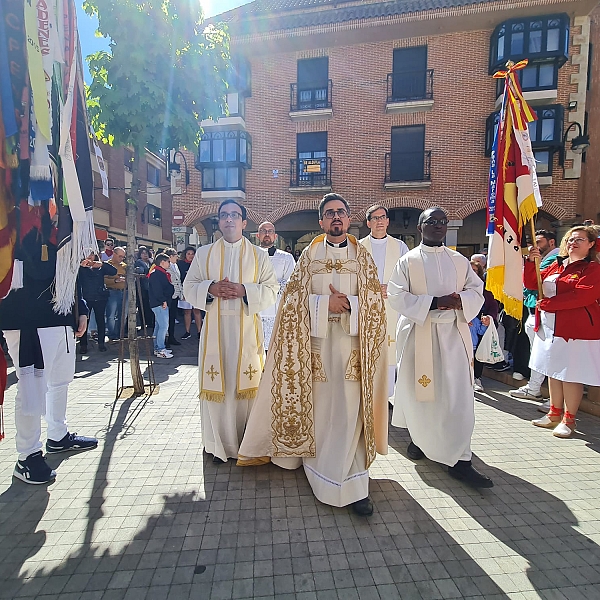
[475,320,504,364]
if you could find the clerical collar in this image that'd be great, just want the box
[223,237,244,248]
[268,246,276,256]
[370,235,388,245]
[420,243,446,253]
[326,239,348,248]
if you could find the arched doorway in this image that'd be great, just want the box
[273,210,321,251]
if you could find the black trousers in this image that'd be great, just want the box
[82,297,108,348]
[168,298,179,339]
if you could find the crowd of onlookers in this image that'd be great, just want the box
[78,241,203,359]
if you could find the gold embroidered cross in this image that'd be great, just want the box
[388,335,395,347]
[418,374,432,388]
[244,364,258,380]
[206,365,219,381]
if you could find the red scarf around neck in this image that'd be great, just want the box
[149,265,172,282]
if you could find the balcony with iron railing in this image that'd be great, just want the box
[384,151,432,189]
[289,80,333,121]
[385,70,434,114]
[289,157,332,192]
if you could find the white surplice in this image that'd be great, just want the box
[388,244,484,466]
[259,248,296,349]
[183,238,278,461]
[359,235,408,397]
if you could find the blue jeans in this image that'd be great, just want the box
[152,305,169,351]
[106,289,123,340]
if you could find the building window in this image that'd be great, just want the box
[485,105,563,156]
[290,132,331,187]
[197,130,252,168]
[147,163,160,187]
[201,167,246,192]
[228,56,252,97]
[489,14,569,74]
[386,125,430,182]
[224,93,245,119]
[146,204,162,227]
[387,46,433,102]
[291,57,332,111]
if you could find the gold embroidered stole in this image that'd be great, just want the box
[200,238,263,402]
[268,234,388,467]
[407,247,472,402]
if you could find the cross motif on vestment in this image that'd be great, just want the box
[206,365,219,381]
[388,335,395,347]
[418,374,432,388]
[244,364,258,381]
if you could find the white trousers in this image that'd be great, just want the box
[525,314,545,393]
[4,327,75,460]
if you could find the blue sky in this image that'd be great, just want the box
[77,0,253,81]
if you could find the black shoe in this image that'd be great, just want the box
[168,338,181,346]
[491,361,510,372]
[351,497,374,516]
[407,442,425,460]
[448,461,494,488]
[181,332,191,340]
[98,345,107,352]
[212,456,225,464]
[46,432,98,454]
[14,451,56,484]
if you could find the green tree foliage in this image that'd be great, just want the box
[83,0,229,392]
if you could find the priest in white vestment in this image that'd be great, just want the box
[256,221,296,350]
[183,200,278,463]
[388,208,493,488]
[359,205,409,398]
[238,194,388,516]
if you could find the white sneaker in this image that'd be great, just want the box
[155,350,173,359]
[512,372,525,381]
[473,378,484,392]
[537,399,551,413]
[510,385,543,400]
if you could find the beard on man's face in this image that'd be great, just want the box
[260,237,272,247]
[327,222,346,236]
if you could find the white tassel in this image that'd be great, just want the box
[6,259,23,295]
[52,211,98,315]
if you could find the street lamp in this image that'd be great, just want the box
[559,122,590,167]
[211,216,219,243]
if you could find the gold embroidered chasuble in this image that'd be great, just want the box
[239,234,388,469]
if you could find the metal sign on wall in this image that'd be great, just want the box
[303,159,322,173]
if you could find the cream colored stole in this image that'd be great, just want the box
[200,238,264,402]
[407,248,469,402]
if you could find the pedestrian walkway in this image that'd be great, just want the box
[0,352,599,599]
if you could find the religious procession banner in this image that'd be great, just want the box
[486,59,543,319]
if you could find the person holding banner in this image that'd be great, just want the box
[526,226,600,438]
[388,208,493,488]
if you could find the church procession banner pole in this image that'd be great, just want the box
[486,59,544,316]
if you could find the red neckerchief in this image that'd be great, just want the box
[104,248,113,257]
[150,265,172,283]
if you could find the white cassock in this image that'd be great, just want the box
[259,248,296,349]
[388,244,484,466]
[359,235,408,398]
[183,238,278,461]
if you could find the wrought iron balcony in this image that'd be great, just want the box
[290,157,332,189]
[290,80,333,112]
[386,70,434,103]
[385,151,431,183]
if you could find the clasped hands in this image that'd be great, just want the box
[328,284,351,314]
[209,277,245,300]
[437,292,462,310]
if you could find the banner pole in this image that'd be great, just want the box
[529,219,544,299]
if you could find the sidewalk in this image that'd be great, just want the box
[1,346,600,599]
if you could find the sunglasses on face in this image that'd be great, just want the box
[423,218,449,226]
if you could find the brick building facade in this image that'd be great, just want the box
[92,144,174,249]
[174,0,600,253]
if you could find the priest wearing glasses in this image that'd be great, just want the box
[359,205,408,399]
[238,193,388,516]
[183,200,278,464]
[388,207,493,488]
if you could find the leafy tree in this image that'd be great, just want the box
[84,0,229,393]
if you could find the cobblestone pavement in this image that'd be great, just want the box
[1,341,600,600]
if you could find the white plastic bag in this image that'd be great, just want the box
[475,320,504,364]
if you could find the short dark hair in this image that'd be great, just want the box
[366,204,388,221]
[418,206,447,227]
[218,199,247,221]
[154,253,170,266]
[165,248,177,256]
[535,229,557,244]
[318,193,350,219]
